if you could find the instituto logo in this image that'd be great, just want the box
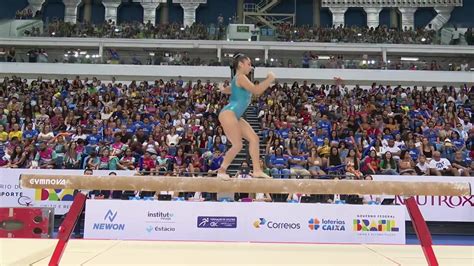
[308,217,345,231]
[29,178,66,186]
[92,209,125,231]
[147,211,174,222]
[253,218,300,230]
[353,219,399,232]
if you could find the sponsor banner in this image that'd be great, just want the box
[85,201,405,244]
[0,169,134,215]
[372,175,474,222]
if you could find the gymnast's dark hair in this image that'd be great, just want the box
[232,52,249,70]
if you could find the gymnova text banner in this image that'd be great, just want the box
[0,169,134,215]
[84,201,406,244]
[372,175,474,222]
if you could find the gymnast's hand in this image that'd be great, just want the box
[267,71,276,82]
[218,83,231,94]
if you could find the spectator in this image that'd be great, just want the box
[269,147,291,179]
[379,151,398,175]
[427,151,459,176]
[288,147,311,178]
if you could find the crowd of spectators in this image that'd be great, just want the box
[0,75,472,178]
[277,24,439,44]
[0,75,472,203]
[29,20,225,40]
[15,8,41,20]
[258,79,473,180]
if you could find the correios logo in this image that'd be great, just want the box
[253,218,301,230]
[92,210,125,231]
[309,217,346,231]
[253,218,266,228]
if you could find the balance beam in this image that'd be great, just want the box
[20,174,471,196]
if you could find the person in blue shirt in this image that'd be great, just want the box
[216,53,275,179]
[268,148,291,179]
[22,123,38,140]
[288,147,310,178]
[317,114,332,135]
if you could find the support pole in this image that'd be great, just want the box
[48,192,87,266]
[405,197,439,266]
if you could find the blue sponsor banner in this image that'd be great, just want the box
[197,216,237,228]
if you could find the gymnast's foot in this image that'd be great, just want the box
[252,171,271,179]
[217,168,231,180]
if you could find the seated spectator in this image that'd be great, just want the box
[427,151,459,176]
[207,149,224,176]
[172,147,188,176]
[451,151,471,176]
[269,147,291,179]
[344,149,362,179]
[379,151,398,175]
[308,146,326,178]
[398,150,417,175]
[361,150,380,175]
[288,147,310,178]
[34,142,57,169]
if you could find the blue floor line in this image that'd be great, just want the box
[406,234,474,245]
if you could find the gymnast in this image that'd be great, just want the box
[217,53,276,179]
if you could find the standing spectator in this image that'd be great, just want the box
[6,47,16,62]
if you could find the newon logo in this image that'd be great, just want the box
[92,209,125,231]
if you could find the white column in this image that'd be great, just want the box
[364,7,381,29]
[313,0,321,27]
[63,0,81,23]
[264,48,268,64]
[399,7,417,31]
[137,0,166,25]
[428,6,454,31]
[83,0,92,22]
[102,0,121,23]
[160,1,169,24]
[172,0,207,27]
[382,48,387,64]
[217,46,222,63]
[27,0,45,14]
[329,7,347,28]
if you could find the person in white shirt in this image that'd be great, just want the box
[382,139,401,160]
[427,151,459,176]
[415,155,437,176]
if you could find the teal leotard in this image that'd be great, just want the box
[220,75,252,119]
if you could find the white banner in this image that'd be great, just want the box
[372,175,474,222]
[85,201,405,244]
[0,169,134,215]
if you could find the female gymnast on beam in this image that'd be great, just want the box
[217,53,276,179]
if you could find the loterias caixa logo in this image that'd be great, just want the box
[308,217,346,231]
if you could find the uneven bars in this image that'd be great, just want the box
[20,174,471,196]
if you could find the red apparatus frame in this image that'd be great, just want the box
[48,195,438,266]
